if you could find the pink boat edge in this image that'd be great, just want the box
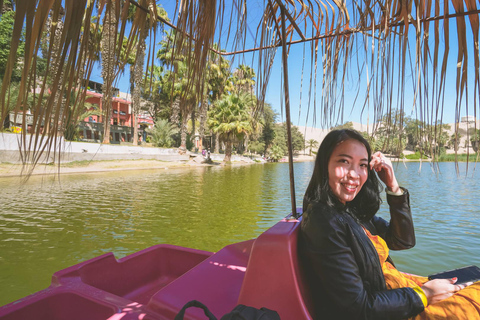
[0,210,315,320]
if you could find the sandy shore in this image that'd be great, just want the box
[0,159,218,177]
[0,154,317,178]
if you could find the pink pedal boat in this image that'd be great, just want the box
[0,214,314,320]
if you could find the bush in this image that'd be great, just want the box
[405,151,429,160]
[437,153,479,162]
[147,119,179,148]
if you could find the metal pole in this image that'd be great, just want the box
[280,7,297,219]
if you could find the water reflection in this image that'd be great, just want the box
[0,161,479,306]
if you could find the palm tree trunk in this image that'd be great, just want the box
[179,115,188,153]
[198,98,207,153]
[170,97,180,124]
[129,64,134,142]
[191,109,195,149]
[214,132,220,153]
[101,1,117,144]
[46,11,65,135]
[132,28,147,146]
[224,139,232,163]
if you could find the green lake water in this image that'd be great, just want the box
[0,161,479,306]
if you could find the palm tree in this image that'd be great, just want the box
[233,64,256,95]
[100,0,117,144]
[64,96,101,141]
[207,93,255,163]
[306,139,319,156]
[198,46,232,153]
[157,30,197,153]
[127,3,168,145]
[147,118,179,148]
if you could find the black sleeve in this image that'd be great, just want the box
[371,188,416,250]
[300,203,424,320]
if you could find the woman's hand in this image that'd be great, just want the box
[421,278,474,305]
[369,151,400,193]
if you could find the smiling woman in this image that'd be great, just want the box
[299,129,480,320]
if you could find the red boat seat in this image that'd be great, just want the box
[148,239,254,320]
[238,217,314,320]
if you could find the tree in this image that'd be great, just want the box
[128,4,168,146]
[306,139,319,156]
[100,0,118,144]
[147,118,179,148]
[157,30,198,153]
[64,98,101,141]
[0,2,24,82]
[277,123,305,155]
[331,121,353,130]
[448,133,462,152]
[471,129,480,153]
[206,47,233,153]
[207,93,255,163]
[248,140,265,155]
[269,145,284,162]
[375,111,407,156]
[232,64,255,94]
[270,124,287,157]
[259,103,277,155]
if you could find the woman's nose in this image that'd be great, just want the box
[348,167,360,178]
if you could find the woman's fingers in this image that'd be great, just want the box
[423,278,474,304]
[369,153,399,191]
[370,152,387,171]
[454,281,474,292]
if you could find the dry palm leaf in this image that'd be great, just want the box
[0,0,479,172]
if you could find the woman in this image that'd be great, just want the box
[298,129,479,320]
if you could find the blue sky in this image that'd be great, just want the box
[90,1,479,128]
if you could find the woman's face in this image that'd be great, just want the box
[327,139,369,204]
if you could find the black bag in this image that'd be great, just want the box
[174,300,281,320]
[220,304,281,320]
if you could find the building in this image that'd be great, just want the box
[79,80,154,144]
[4,80,154,144]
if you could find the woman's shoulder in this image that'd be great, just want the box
[302,201,348,230]
[300,201,354,248]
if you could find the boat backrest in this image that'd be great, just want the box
[237,216,314,320]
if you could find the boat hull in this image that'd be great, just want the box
[0,215,313,320]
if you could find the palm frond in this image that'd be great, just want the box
[1,0,480,171]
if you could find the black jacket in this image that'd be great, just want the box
[298,189,425,320]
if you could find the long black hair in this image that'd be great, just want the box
[303,129,382,221]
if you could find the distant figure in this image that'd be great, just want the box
[202,149,206,157]
[207,148,211,160]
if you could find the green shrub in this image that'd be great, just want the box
[405,151,429,160]
[147,119,179,148]
[437,153,479,162]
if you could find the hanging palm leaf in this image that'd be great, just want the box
[0,0,479,172]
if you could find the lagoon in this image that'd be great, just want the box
[0,161,479,306]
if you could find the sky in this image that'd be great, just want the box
[89,1,479,129]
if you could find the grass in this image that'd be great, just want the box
[404,152,429,160]
[403,151,479,162]
[436,153,479,162]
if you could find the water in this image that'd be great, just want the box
[0,161,479,306]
